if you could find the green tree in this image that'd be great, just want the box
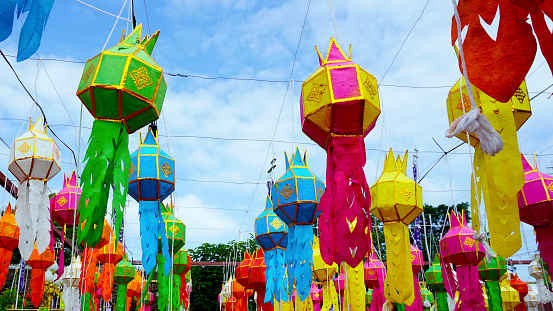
[189,236,257,311]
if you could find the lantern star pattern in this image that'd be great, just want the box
[439,211,486,311]
[159,201,185,254]
[370,148,422,304]
[9,117,60,260]
[0,204,19,288]
[301,38,380,267]
[62,256,82,311]
[446,77,531,259]
[76,24,167,248]
[129,126,175,274]
[272,149,324,301]
[255,194,288,304]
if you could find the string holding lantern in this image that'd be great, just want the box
[425,255,448,311]
[50,171,81,280]
[114,255,136,311]
[364,249,386,311]
[0,204,19,288]
[129,125,175,275]
[478,253,507,311]
[301,38,380,267]
[370,148,422,304]
[97,234,124,302]
[76,24,167,247]
[312,235,339,311]
[9,117,61,260]
[62,256,82,311]
[405,245,424,311]
[26,243,55,308]
[445,77,531,259]
[255,193,288,304]
[271,149,324,302]
[439,211,486,311]
[509,273,528,311]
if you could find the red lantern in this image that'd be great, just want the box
[26,244,55,307]
[0,204,19,287]
[97,235,123,301]
[235,251,252,289]
[249,249,273,311]
[510,274,529,311]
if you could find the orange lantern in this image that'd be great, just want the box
[97,234,123,301]
[236,251,252,289]
[249,249,273,311]
[26,244,55,307]
[0,204,19,287]
[127,272,145,311]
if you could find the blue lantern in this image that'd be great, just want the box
[255,195,288,303]
[271,148,324,302]
[128,125,175,274]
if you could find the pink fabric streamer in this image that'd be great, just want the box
[369,270,386,311]
[455,265,486,311]
[536,226,553,276]
[440,258,457,300]
[318,136,371,266]
[405,275,422,311]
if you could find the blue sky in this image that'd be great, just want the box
[1,0,552,282]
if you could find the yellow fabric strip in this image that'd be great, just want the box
[346,262,365,311]
[384,222,414,304]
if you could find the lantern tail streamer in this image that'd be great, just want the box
[321,279,339,311]
[29,268,45,308]
[264,250,276,303]
[456,265,486,311]
[158,203,170,272]
[535,225,553,271]
[369,285,385,311]
[79,120,130,247]
[172,274,181,311]
[139,201,161,275]
[116,284,127,311]
[276,248,287,302]
[55,228,65,281]
[435,292,449,311]
[32,179,51,254]
[0,249,12,287]
[100,263,114,301]
[157,253,169,311]
[126,296,132,311]
[294,225,313,301]
[63,286,81,311]
[440,258,457,299]
[345,262,365,311]
[485,281,503,311]
[383,222,414,304]
[83,292,97,311]
[15,180,34,260]
[405,277,422,310]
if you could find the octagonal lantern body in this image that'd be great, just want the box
[63,256,82,287]
[158,201,185,254]
[501,278,520,310]
[27,244,55,269]
[528,254,543,279]
[255,195,288,251]
[301,38,381,149]
[235,251,252,289]
[173,249,190,275]
[114,257,135,284]
[440,211,485,266]
[76,25,166,134]
[0,204,19,250]
[478,255,507,281]
[127,273,145,298]
[97,235,123,265]
[51,171,81,227]
[411,245,423,274]
[364,250,385,289]
[249,249,266,292]
[8,117,61,183]
[420,284,434,305]
[518,154,553,227]
[271,149,324,226]
[425,254,445,292]
[129,127,175,202]
[446,78,531,147]
[370,149,422,224]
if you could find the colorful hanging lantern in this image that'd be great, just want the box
[127,271,145,311]
[370,148,422,304]
[528,254,553,305]
[446,77,530,259]
[525,288,540,310]
[366,289,372,309]
[62,256,82,311]
[9,117,60,260]
[128,125,175,274]
[114,255,136,311]
[478,253,507,311]
[26,243,55,307]
[173,249,190,309]
[255,193,288,304]
[301,37,380,268]
[249,249,273,311]
[420,283,434,311]
[50,171,81,280]
[272,148,324,302]
[518,154,553,271]
[312,235,338,311]
[159,201,185,254]
[236,251,252,289]
[439,211,486,311]
[0,203,19,288]
[509,274,528,311]
[501,278,521,311]
[76,24,167,247]
[405,245,423,311]
[364,249,386,311]
[424,255,448,311]
[311,282,322,311]
[97,234,124,302]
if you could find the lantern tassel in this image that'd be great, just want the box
[405,276,422,311]
[456,265,486,311]
[485,281,503,311]
[29,268,45,308]
[180,273,187,305]
[0,248,13,287]
[172,274,181,311]
[100,263,115,301]
[293,225,313,301]
[321,279,339,311]
[139,200,170,275]
[79,120,130,247]
[264,249,276,303]
[16,179,50,260]
[116,284,127,311]
[157,253,170,311]
[435,292,449,311]
[63,286,81,311]
[535,225,553,273]
[383,222,414,304]
[319,136,371,267]
[345,261,365,311]
[276,248,287,303]
[55,225,66,281]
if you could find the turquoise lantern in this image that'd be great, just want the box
[255,195,288,303]
[128,125,175,274]
[271,148,324,302]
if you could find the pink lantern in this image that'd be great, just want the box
[440,211,486,311]
[405,245,423,311]
[310,282,321,311]
[364,250,386,311]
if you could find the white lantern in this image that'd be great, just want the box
[525,287,540,310]
[62,256,81,311]
[221,277,231,299]
[9,117,61,260]
[529,254,543,279]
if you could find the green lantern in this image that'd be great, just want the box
[478,254,506,311]
[420,283,434,311]
[76,24,167,247]
[159,201,186,254]
[366,289,372,307]
[114,255,136,311]
[424,255,448,311]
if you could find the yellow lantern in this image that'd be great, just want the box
[312,236,338,311]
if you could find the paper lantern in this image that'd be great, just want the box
[272,149,324,302]
[425,254,449,311]
[479,254,507,311]
[114,255,136,311]
[370,148,422,304]
[366,289,372,308]
[248,249,273,311]
[128,125,175,274]
[446,76,529,259]
[62,256,82,311]
[405,245,423,311]
[364,250,386,311]
[173,249,190,309]
[26,244,55,307]
[159,201,185,254]
[501,278,521,311]
[312,235,338,311]
[0,204,19,288]
[525,288,540,309]
[76,24,167,248]
[8,117,60,260]
[310,282,321,311]
[509,274,528,311]
[301,38,380,268]
[440,211,486,311]
[97,235,124,301]
[255,194,288,304]
[420,283,434,311]
[236,251,252,289]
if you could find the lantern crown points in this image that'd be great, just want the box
[285,148,307,169]
[119,24,159,56]
[521,153,540,173]
[141,126,159,146]
[383,148,408,173]
[314,37,352,66]
[448,210,467,228]
[29,116,46,134]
